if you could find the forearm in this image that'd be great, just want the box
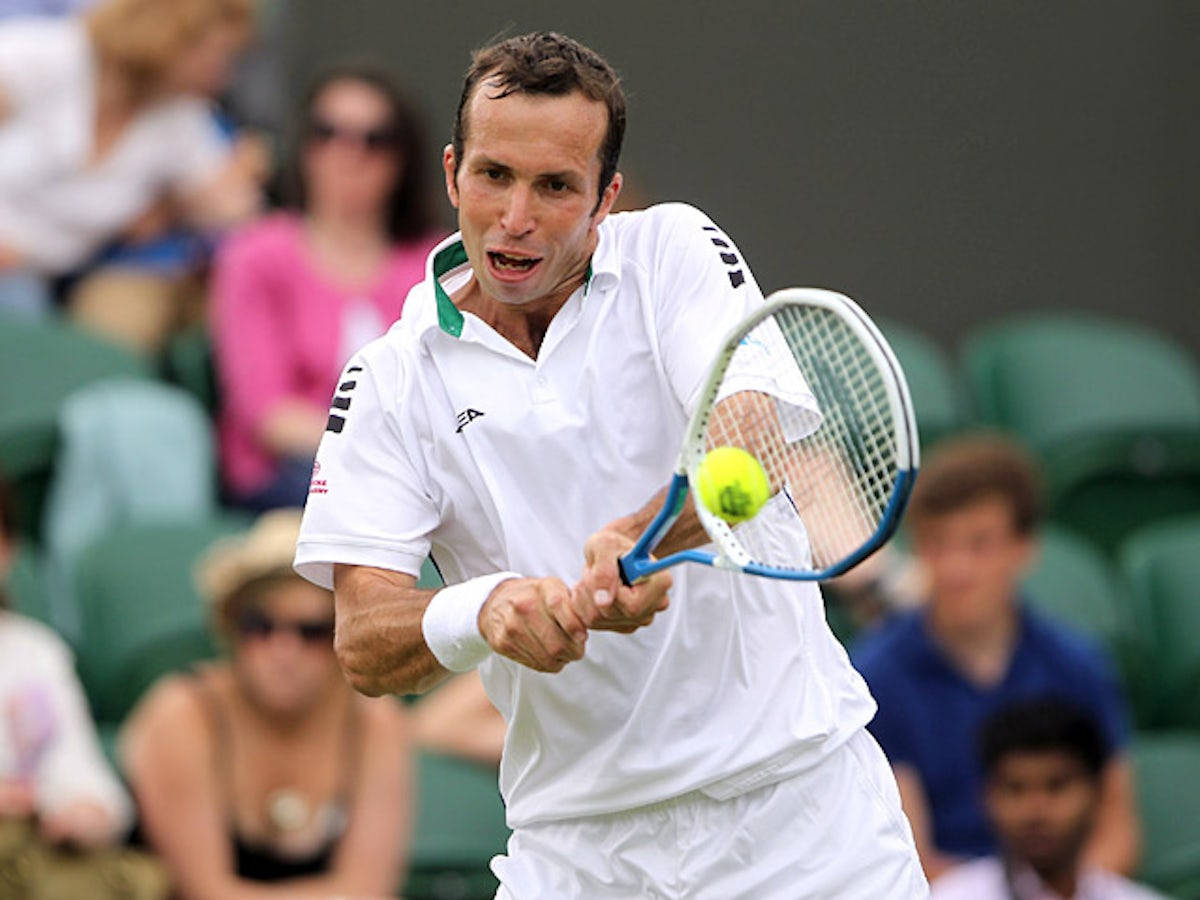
[1084,758,1141,874]
[257,399,326,458]
[609,485,709,560]
[333,565,449,696]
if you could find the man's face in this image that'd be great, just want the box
[444,82,620,308]
[985,750,1098,874]
[912,496,1034,627]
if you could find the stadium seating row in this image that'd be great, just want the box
[881,313,1200,554]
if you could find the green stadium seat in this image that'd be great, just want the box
[70,516,249,727]
[1131,733,1200,898]
[1021,525,1151,723]
[402,751,509,900]
[162,325,219,415]
[36,379,219,642]
[0,314,150,540]
[878,319,971,449]
[963,313,1200,553]
[1119,517,1200,730]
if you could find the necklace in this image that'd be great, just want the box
[265,788,312,833]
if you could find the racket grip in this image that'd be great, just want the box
[617,554,634,587]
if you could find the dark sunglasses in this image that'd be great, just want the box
[306,118,398,153]
[236,610,335,644]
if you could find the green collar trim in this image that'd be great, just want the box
[433,241,469,337]
[432,240,596,337]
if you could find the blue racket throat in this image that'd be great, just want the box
[618,465,918,585]
[619,473,692,586]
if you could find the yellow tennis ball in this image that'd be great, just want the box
[695,446,770,523]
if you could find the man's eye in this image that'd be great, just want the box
[547,180,568,192]
[484,168,504,180]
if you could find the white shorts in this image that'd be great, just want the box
[492,728,929,899]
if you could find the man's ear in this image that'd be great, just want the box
[590,171,623,225]
[443,144,459,208]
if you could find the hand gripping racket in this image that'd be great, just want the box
[618,288,919,584]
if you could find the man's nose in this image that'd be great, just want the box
[500,184,536,237]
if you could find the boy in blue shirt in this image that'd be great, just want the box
[852,434,1139,882]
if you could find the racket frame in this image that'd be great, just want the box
[618,288,919,585]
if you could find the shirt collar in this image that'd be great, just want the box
[1008,859,1109,899]
[425,220,620,339]
[915,602,1033,685]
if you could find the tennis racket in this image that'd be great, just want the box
[618,287,919,584]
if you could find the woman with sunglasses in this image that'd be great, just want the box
[211,65,443,512]
[120,509,412,899]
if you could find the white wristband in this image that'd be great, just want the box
[422,571,520,672]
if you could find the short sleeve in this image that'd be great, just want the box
[649,204,768,412]
[295,343,441,589]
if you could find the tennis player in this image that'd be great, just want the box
[296,31,927,898]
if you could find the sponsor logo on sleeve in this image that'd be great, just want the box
[309,459,328,495]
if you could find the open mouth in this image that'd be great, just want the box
[488,251,541,273]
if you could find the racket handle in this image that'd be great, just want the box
[618,554,634,587]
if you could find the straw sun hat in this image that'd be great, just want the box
[196,508,324,635]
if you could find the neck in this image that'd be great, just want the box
[1033,860,1080,899]
[928,599,1020,687]
[458,238,594,359]
[306,207,389,250]
[236,674,346,738]
[94,60,141,116]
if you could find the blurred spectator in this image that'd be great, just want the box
[120,509,411,898]
[851,434,1140,882]
[0,0,263,342]
[0,476,134,849]
[212,64,441,512]
[932,698,1164,899]
[412,671,506,767]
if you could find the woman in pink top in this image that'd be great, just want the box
[212,65,442,510]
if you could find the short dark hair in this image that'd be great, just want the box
[907,432,1043,535]
[979,697,1108,780]
[452,31,626,207]
[285,63,436,242]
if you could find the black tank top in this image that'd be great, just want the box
[188,671,361,882]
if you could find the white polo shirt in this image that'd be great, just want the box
[296,202,876,827]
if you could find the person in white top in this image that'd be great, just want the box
[0,481,131,848]
[296,31,926,898]
[932,699,1164,900]
[0,0,263,340]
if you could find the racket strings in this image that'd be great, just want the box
[702,307,899,571]
[785,308,896,565]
